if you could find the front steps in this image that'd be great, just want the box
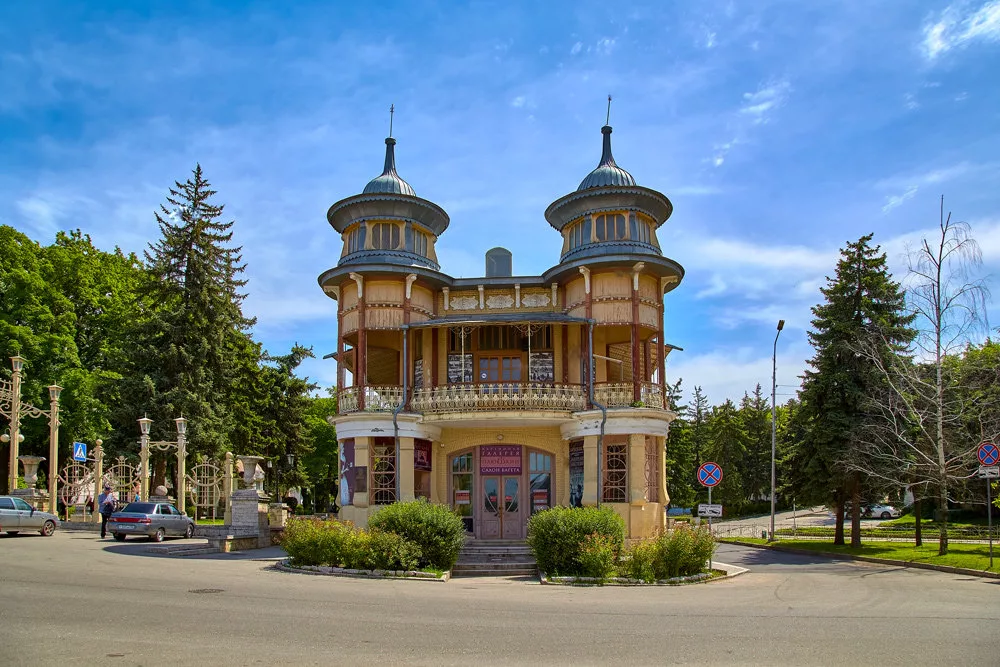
[452,539,538,577]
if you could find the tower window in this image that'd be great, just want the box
[568,222,585,249]
[371,222,401,250]
[413,231,428,257]
[346,228,362,254]
[594,213,626,241]
[636,220,651,244]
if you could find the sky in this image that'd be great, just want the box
[2,1,999,407]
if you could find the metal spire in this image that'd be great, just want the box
[606,95,612,126]
[389,104,395,139]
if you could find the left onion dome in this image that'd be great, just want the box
[327,135,449,271]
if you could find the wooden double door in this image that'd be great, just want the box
[480,475,522,540]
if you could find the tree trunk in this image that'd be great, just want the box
[914,497,922,547]
[850,476,862,549]
[938,480,949,556]
[834,492,846,546]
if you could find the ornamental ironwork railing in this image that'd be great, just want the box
[411,383,586,413]
[595,382,667,408]
[338,386,406,414]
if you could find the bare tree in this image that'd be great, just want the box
[852,197,991,555]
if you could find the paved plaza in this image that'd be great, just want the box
[1,531,997,666]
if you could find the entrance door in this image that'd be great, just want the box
[481,476,522,539]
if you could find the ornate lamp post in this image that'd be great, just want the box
[138,416,189,514]
[2,356,61,508]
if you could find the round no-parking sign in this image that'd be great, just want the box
[697,462,723,488]
[978,442,999,467]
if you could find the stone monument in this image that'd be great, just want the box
[231,455,270,547]
[13,455,50,512]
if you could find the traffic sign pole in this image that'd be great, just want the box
[988,477,993,569]
[708,485,713,571]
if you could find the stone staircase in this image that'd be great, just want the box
[451,539,538,577]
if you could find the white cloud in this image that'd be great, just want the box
[595,38,616,55]
[511,96,526,108]
[739,79,791,124]
[570,41,583,55]
[904,93,919,110]
[922,1,1000,60]
[668,345,806,407]
[882,185,919,213]
[705,31,717,49]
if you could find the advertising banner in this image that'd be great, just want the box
[480,445,522,474]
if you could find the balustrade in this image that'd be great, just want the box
[338,386,405,414]
[411,383,586,413]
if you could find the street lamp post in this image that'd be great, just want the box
[770,319,785,542]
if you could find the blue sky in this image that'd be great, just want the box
[2,1,998,406]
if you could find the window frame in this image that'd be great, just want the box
[602,437,628,503]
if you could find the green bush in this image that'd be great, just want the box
[623,540,657,582]
[281,518,351,566]
[578,532,619,580]
[650,526,715,578]
[527,506,625,576]
[341,529,422,571]
[368,500,466,570]
[282,518,423,571]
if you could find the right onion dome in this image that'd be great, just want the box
[545,123,674,264]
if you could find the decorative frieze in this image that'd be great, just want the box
[486,294,515,309]
[450,295,478,310]
[520,293,550,308]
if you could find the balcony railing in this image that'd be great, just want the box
[338,386,405,414]
[412,383,586,414]
[595,382,666,409]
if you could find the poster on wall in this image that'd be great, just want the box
[413,358,423,390]
[414,439,432,472]
[569,441,584,508]
[480,445,522,474]
[529,351,555,382]
[354,466,368,493]
[447,353,474,384]
[454,489,471,505]
[339,439,355,506]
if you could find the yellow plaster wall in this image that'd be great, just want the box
[368,280,404,305]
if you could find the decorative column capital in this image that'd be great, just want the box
[578,266,591,294]
[348,272,364,299]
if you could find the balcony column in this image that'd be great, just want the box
[658,290,667,409]
[579,267,592,402]
[404,275,416,405]
[561,324,569,384]
[422,328,434,390]
[353,437,370,509]
[582,435,599,506]
[336,286,345,397]
[350,273,366,410]
[399,437,415,502]
[631,263,644,404]
[628,433,645,506]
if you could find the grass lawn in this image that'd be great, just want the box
[881,514,988,529]
[196,518,225,525]
[722,537,1000,573]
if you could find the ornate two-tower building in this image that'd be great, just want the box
[318,120,684,539]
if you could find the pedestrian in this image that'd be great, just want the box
[132,482,141,503]
[98,484,117,539]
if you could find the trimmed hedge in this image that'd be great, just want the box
[280,518,422,571]
[527,506,626,576]
[368,500,467,570]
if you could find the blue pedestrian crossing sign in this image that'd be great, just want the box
[73,442,87,462]
[697,462,723,488]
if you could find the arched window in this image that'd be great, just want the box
[371,222,401,250]
[594,213,627,241]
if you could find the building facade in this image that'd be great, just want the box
[318,123,685,540]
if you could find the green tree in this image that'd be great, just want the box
[738,384,772,505]
[704,399,747,509]
[302,390,338,513]
[664,379,697,509]
[686,385,711,504]
[793,234,914,546]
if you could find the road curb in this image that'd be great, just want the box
[724,540,1000,579]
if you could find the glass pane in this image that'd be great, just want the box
[530,473,550,514]
[504,477,519,513]
[484,478,499,513]
[452,473,472,517]
[391,225,400,248]
[615,214,625,239]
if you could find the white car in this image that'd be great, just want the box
[0,496,59,536]
[866,504,901,520]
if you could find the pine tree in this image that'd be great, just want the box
[134,164,256,458]
[687,386,712,505]
[738,384,772,505]
[664,379,697,509]
[704,399,748,509]
[793,234,914,546]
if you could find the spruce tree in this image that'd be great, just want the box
[793,234,914,546]
[136,164,256,458]
[664,379,697,509]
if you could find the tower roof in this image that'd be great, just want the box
[577,125,636,191]
[362,137,415,196]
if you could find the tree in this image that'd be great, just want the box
[738,384,772,504]
[704,399,747,509]
[664,379,697,509]
[133,164,256,458]
[793,234,915,546]
[853,200,990,554]
[302,390,339,513]
[686,385,712,504]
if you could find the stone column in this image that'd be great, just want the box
[628,433,645,506]
[231,455,269,545]
[352,437,370,508]
[223,452,234,525]
[399,437,415,502]
[582,435,599,506]
[92,444,104,524]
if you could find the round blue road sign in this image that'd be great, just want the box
[978,442,999,466]
[697,462,723,488]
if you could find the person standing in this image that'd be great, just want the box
[98,484,117,538]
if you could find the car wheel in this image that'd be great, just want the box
[880,512,891,519]
[6,531,19,536]
[113,533,126,542]
[151,527,165,543]
[40,520,56,537]
[185,523,195,539]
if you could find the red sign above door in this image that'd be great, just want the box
[480,445,522,474]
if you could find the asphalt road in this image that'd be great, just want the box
[1,532,998,666]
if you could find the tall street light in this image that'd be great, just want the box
[770,319,785,542]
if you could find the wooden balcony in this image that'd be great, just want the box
[412,383,587,414]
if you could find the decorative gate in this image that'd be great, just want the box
[103,456,140,509]
[186,458,229,520]
[58,461,94,517]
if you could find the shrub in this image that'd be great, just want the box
[527,506,625,576]
[649,525,715,578]
[368,500,466,570]
[578,532,619,580]
[281,518,352,566]
[623,540,657,582]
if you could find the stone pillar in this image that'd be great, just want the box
[91,444,104,524]
[582,435,599,506]
[628,433,645,506]
[399,437,415,502]
[352,437,370,509]
[223,452,234,525]
[231,455,270,547]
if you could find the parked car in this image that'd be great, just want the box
[867,504,902,520]
[0,495,58,536]
[107,501,195,542]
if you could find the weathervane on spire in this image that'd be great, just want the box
[606,95,612,125]
[389,104,395,138]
